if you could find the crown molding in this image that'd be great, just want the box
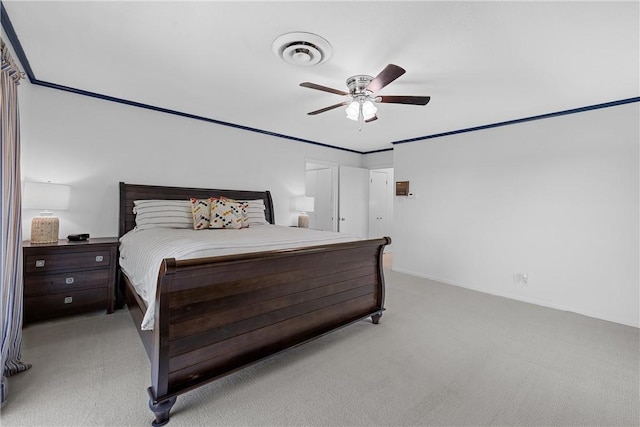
[3,3,637,156]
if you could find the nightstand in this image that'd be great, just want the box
[22,237,119,324]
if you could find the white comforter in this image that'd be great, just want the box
[119,225,360,330]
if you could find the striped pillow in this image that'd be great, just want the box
[133,200,193,230]
[241,199,268,225]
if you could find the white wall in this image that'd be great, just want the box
[12,33,638,327]
[19,83,362,238]
[362,149,393,169]
[393,102,639,327]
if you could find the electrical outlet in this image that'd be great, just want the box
[513,273,529,285]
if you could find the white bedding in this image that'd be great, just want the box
[119,225,360,330]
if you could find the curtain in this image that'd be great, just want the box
[1,37,29,407]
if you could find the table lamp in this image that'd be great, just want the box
[294,196,315,228]
[23,182,71,244]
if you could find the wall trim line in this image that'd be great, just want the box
[2,3,637,156]
[31,79,365,155]
[391,97,640,146]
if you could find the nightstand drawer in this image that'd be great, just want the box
[24,250,112,274]
[23,287,109,323]
[24,269,110,297]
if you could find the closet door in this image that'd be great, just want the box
[369,170,388,239]
[305,167,333,231]
[338,166,369,238]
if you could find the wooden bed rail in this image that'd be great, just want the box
[145,237,390,426]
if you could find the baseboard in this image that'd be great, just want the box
[392,267,639,329]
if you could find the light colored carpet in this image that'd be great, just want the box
[1,265,638,426]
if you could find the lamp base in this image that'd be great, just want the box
[31,216,59,244]
[297,213,309,228]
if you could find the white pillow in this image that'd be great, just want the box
[240,199,268,225]
[133,200,193,230]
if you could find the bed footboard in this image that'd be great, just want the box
[145,236,389,426]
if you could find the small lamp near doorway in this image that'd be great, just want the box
[293,196,314,228]
[23,181,71,244]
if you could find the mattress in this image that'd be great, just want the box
[119,224,360,330]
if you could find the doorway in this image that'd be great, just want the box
[305,162,393,244]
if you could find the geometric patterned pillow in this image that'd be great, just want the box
[209,199,243,229]
[236,201,249,228]
[218,197,250,228]
[190,197,217,230]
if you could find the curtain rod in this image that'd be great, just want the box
[1,37,26,79]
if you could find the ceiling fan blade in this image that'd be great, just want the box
[377,95,431,105]
[307,101,350,115]
[365,64,406,93]
[364,115,378,123]
[300,82,349,96]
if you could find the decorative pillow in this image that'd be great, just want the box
[220,198,267,224]
[237,201,249,228]
[218,197,251,228]
[133,200,193,230]
[209,199,243,229]
[190,197,217,230]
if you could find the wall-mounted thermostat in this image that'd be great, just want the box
[396,181,409,196]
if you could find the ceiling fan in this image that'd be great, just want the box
[300,64,431,126]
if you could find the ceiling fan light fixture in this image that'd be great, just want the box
[301,64,430,127]
[362,99,377,120]
[345,101,360,121]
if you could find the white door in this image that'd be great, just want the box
[305,167,333,231]
[369,170,388,238]
[338,166,369,238]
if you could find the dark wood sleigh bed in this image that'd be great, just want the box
[118,182,390,426]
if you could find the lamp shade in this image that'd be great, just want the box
[345,101,360,121]
[23,182,71,211]
[362,99,377,120]
[294,196,314,213]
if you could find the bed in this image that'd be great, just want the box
[118,182,390,426]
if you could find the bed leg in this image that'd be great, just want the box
[149,396,177,427]
[371,312,383,324]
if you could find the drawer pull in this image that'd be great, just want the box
[35,260,45,268]
[64,296,73,304]
[95,255,104,262]
[65,277,74,285]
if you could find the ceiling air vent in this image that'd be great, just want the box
[272,32,332,67]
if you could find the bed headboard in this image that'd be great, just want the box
[119,182,275,237]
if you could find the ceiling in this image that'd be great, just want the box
[3,1,638,154]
